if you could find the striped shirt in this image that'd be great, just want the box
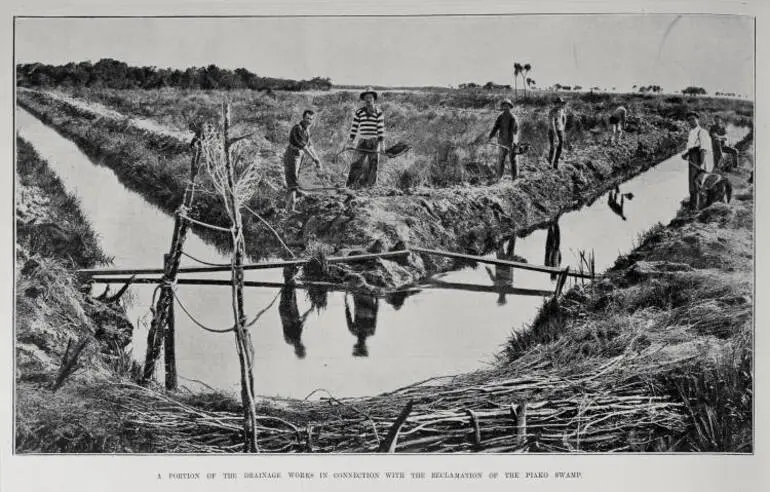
[349,106,385,141]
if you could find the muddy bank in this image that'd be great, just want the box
[15,137,137,451]
[18,89,705,290]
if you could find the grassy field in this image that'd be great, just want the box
[60,86,752,191]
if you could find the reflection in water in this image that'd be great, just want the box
[485,236,517,305]
[306,284,329,313]
[607,186,630,221]
[545,221,562,280]
[385,290,415,311]
[345,293,379,357]
[279,266,313,359]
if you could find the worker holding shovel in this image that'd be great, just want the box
[284,109,323,212]
[489,98,521,182]
[345,87,385,188]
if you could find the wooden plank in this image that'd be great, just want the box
[89,276,552,298]
[424,279,554,297]
[77,250,410,277]
[412,247,594,279]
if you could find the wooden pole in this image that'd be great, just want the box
[141,130,202,385]
[553,266,570,297]
[412,247,594,279]
[221,102,259,453]
[77,250,410,277]
[164,254,177,391]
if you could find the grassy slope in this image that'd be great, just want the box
[502,136,754,451]
[15,137,138,452]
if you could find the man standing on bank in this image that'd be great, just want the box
[548,97,568,168]
[345,87,385,188]
[284,109,322,213]
[681,111,712,208]
[489,98,521,182]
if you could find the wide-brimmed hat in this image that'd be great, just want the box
[686,111,700,119]
[500,98,514,108]
[554,96,566,104]
[359,87,378,101]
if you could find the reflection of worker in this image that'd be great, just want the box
[345,293,379,357]
[607,187,627,221]
[485,236,516,306]
[544,222,562,281]
[345,87,385,189]
[488,99,520,182]
[279,266,312,359]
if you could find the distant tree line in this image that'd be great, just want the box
[16,58,333,91]
[458,82,512,90]
[681,86,708,96]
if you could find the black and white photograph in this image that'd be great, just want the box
[6,3,767,488]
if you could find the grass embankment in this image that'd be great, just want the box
[18,88,750,290]
[114,135,753,453]
[15,137,139,452]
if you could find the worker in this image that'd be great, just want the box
[284,109,323,213]
[709,116,738,170]
[548,97,568,168]
[609,106,628,144]
[681,111,713,208]
[488,99,521,182]
[345,87,385,188]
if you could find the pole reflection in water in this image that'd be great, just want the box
[485,235,517,305]
[345,293,379,357]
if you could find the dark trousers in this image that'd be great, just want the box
[346,138,380,188]
[548,129,565,168]
[688,151,704,206]
[714,143,738,170]
[496,144,518,180]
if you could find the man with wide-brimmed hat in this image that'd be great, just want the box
[548,96,568,168]
[681,110,713,208]
[345,87,385,188]
[489,98,521,182]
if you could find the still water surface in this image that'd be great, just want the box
[16,107,746,399]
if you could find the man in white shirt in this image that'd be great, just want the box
[681,111,713,208]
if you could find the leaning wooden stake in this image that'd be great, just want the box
[379,400,414,453]
[141,129,203,387]
[164,255,178,391]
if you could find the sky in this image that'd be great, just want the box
[15,14,754,96]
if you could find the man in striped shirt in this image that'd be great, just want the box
[345,87,385,188]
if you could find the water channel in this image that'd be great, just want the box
[16,107,747,399]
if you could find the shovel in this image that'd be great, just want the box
[333,141,413,163]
